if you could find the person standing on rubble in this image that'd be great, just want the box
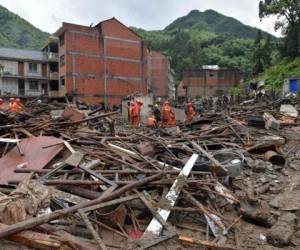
[186,101,196,124]
[153,104,161,125]
[8,98,14,111]
[161,100,176,127]
[130,100,143,127]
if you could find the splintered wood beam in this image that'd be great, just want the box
[142,154,198,237]
[78,210,107,250]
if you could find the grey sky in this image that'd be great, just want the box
[0,0,280,36]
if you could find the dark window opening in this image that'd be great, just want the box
[29,80,39,90]
[59,34,65,46]
[60,76,65,86]
[50,81,59,91]
[60,55,65,67]
[29,63,38,73]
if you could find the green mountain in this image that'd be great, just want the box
[0,5,49,49]
[133,9,277,82]
[165,9,270,40]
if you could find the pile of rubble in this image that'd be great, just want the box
[0,99,299,250]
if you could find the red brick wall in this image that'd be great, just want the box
[149,51,169,98]
[58,19,148,106]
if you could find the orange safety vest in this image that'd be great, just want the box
[161,105,171,121]
[147,116,157,127]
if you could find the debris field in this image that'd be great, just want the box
[0,100,299,250]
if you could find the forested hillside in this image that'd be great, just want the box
[132,9,276,82]
[0,5,49,49]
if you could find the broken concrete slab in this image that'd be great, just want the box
[267,212,297,246]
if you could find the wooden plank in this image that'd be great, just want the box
[142,154,198,236]
[179,235,237,250]
[0,138,20,143]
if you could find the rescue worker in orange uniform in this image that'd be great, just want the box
[186,102,196,123]
[161,100,176,127]
[0,98,3,110]
[8,98,14,111]
[147,115,157,127]
[10,98,23,112]
[130,100,143,127]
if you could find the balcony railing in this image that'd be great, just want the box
[48,52,59,61]
[49,72,59,80]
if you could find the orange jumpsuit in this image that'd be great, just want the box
[10,101,23,112]
[161,101,176,127]
[186,103,196,123]
[130,101,143,127]
[147,116,157,127]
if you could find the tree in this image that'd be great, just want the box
[262,34,273,67]
[259,0,300,58]
[252,30,265,75]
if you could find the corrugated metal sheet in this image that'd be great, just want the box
[0,136,64,184]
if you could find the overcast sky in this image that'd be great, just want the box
[0,0,280,36]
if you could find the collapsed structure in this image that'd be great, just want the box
[0,18,174,106]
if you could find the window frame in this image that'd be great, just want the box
[28,62,38,73]
[29,80,39,91]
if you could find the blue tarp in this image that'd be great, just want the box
[290,79,298,93]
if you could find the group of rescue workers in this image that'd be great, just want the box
[0,97,24,112]
[129,99,197,127]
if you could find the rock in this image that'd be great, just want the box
[267,212,296,246]
[240,200,275,228]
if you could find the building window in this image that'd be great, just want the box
[29,80,39,90]
[60,76,65,86]
[60,55,65,67]
[28,63,38,73]
[59,34,65,46]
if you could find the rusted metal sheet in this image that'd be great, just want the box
[62,106,85,122]
[0,136,64,184]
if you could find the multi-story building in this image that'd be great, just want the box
[0,47,50,96]
[182,66,241,98]
[0,18,174,105]
[54,18,148,106]
[41,36,59,97]
[148,51,174,99]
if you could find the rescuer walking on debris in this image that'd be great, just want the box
[186,101,196,123]
[161,100,176,127]
[130,100,143,127]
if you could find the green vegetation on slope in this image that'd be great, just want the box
[165,9,272,40]
[133,9,278,83]
[132,28,254,82]
[259,57,300,88]
[0,5,49,49]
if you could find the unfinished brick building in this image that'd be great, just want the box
[148,51,174,99]
[182,67,241,98]
[54,18,148,106]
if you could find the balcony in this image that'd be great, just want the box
[49,72,59,80]
[47,52,59,61]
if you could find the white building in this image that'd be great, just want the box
[0,45,59,97]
